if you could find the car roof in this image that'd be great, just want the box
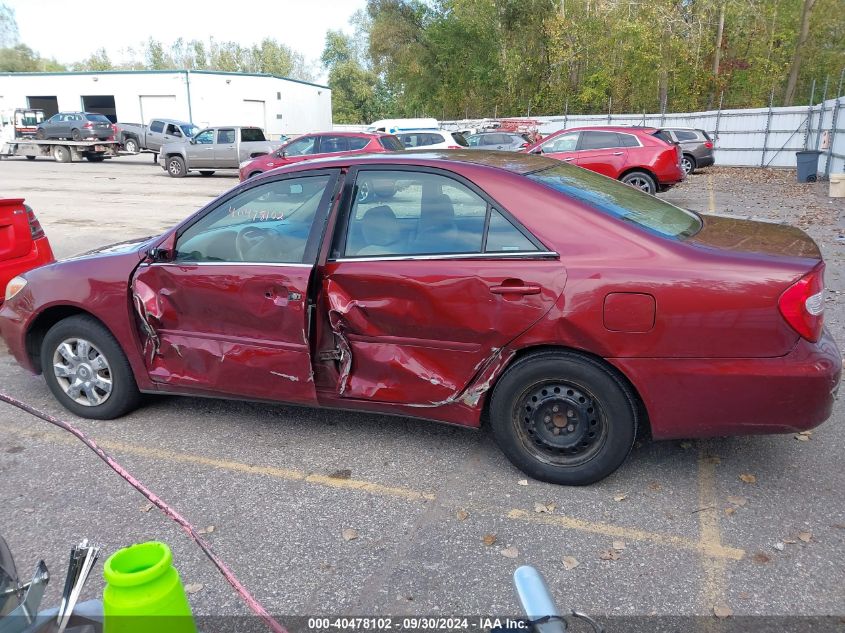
[266,149,561,175]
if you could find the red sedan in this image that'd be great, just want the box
[1,198,54,305]
[524,126,685,194]
[0,152,839,485]
[239,131,403,181]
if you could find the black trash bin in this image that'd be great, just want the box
[796,150,821,183]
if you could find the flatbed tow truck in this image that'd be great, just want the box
[0,108,120,163]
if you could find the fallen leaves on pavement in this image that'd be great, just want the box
[534,502,556,514]
[482,534,497,546]
[562,556,579,570]
[713,605,733,618]
[739,473,757,484]
[184,583,203,595]
[456,509,469,521]
[341,528,358,542]
[501,546,519,559]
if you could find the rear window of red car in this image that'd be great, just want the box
[379,135,404,151]
[527,164,702,239]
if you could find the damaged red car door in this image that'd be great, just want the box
[131,172,339,403]
[319,167,565,406]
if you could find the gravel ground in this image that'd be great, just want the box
[0,156,843,629]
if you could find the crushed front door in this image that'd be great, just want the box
[131,171,339,404]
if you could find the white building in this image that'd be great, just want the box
[0,70,332,139]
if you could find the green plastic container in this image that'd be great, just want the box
[103,541,197,633]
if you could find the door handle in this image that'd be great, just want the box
[613,151,624,155]
[563,157,574,162]
[490,284,541,295]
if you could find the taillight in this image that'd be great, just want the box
[25,205,45,240]
[778,265,825,342]
[520,142,529,148]
[83,122,93,128]
[704,141,713,149]
[446,145,461,149]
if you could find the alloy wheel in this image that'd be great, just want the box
[52,338,113,406]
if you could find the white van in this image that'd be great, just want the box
[367,118,439,134]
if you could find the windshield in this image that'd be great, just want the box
[181,124,199,137]
[527,164,702,239]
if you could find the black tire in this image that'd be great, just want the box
[52,145,71,163]
[167,155,186,178]
[123,137,139,154]
[35,128,46,140]
[620,170,657,195]
[489,351,638,485]
[681,154,696,176]
[85,154,105,162]
[40,315,142,419]
[71,128,82,141]
[25,155,36,161]
[199,170,215,177]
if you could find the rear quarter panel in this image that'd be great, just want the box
[468,167,803,359]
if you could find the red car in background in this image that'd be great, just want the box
[524,126,685,194]
[0,199,54,304]
[239,131,403,181]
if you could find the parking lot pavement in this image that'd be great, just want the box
[1,156,844,623]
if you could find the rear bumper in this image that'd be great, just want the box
[696,154,715,168]
[611,329,842,439]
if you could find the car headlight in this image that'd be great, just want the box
[4,276,27,301]
[239,160,252,169]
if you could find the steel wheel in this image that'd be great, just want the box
[52,338,113,407]
[516,381,608,467]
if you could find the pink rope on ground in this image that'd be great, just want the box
[0,391,288,633]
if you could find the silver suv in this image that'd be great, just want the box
[659,128,715,175]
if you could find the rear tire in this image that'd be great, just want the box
[85,154,105,162]
[52,145,71,163]
[41,315,142,420]
[489,351,638,485]
[25,155,36,161]
[35,128,46,140]
[621,170,657,195]
[681,154,696,176]
[167,155,186,178]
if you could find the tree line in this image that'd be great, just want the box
[2,1,843,125]
[324,0,845,123]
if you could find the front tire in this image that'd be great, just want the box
[40,315,142,419]
[123,137,139,154]
[167,155,186,178]
[199,170,215,177]
[71,128,82,141]
[621,170,657,195]
[489,351,637,485]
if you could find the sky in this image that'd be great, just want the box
[5,0,368,81]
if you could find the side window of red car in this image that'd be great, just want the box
[541,132,579,153]
[340,171,541,258]
[348,137,370,151]
[173,175,333,264]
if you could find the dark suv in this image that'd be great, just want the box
[35,112,114,141]
[658,128,715,175]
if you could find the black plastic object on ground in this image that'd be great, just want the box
[796,150,821,183]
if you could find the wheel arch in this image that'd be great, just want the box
[618,166,658,183]
[26,306,118,374]
[482,344,652,438]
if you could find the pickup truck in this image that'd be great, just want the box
[117,119,199,154]
[158,126,279,177]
